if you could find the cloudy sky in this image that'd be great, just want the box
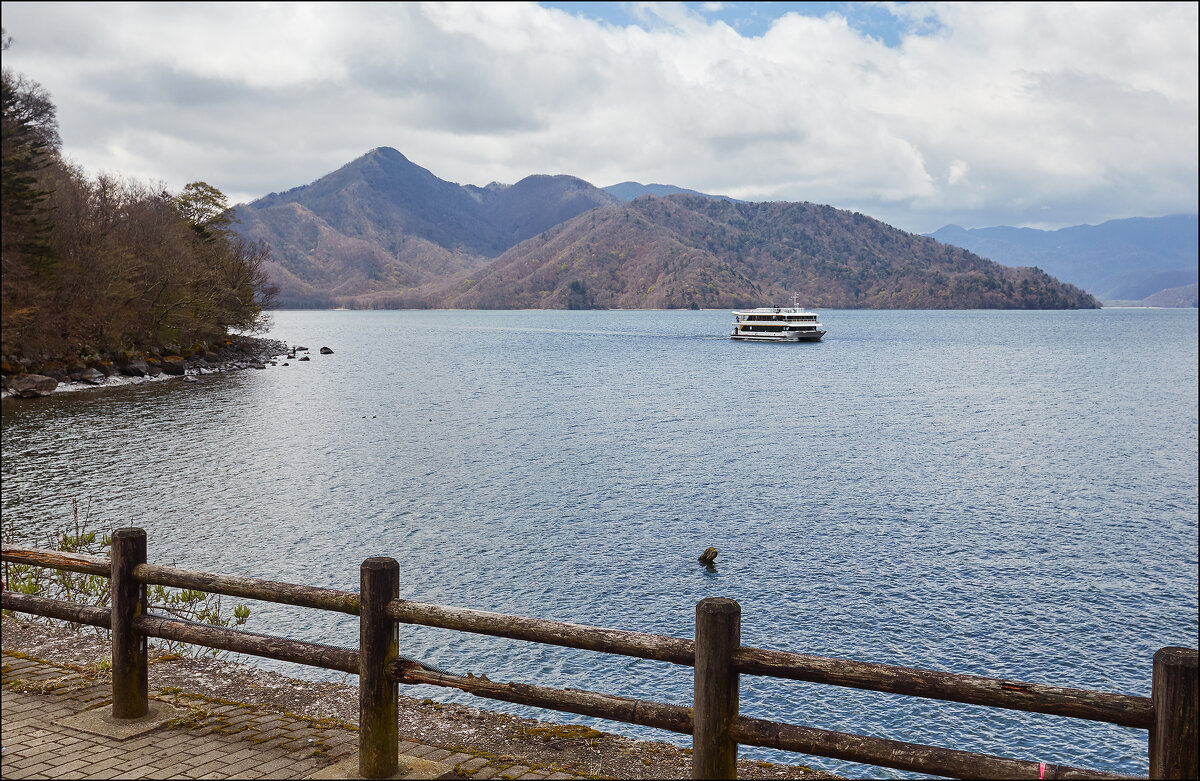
[2,1,1196,234]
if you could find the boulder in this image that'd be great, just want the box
[11,374,58,398]
[78,368,106,385]
[320,346,334,354]
[159,356,186,376]
[120,358,149,377]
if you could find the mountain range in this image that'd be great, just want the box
[233,148,1098,310]
[929,216,1198,306]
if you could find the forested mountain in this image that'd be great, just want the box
[237,149,1096,310]
[234,147,620,307]
[929,215,1198,304]
[1,35,273,365]
[434,196,1097,310]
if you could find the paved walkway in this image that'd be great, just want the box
[1,652,584,780]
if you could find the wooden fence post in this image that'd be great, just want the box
[1151,646,1198,779]
[110,527,148,719]
[694,597,741,779]
[359,557,399,778]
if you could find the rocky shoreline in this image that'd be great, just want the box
[1,616,836,779]
[0,336,291,399]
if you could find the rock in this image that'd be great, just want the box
[320,346,334,354]
[183,375,198,383]
[77,368,105,385]
[250,362,267,369]
[299,356,310,361]
[11,374,58,398]
[698,547,718,564]
[159,356,186,376]
[119,358,149,377]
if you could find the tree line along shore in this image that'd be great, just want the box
[2,29,277,389]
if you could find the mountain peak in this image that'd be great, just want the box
[367,146,406,160]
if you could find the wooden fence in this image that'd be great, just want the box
[2,529,1196,780]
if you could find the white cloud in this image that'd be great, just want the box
[1,1,1195,232]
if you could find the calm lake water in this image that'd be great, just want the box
[2,308,1197,778]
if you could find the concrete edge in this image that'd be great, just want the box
[54,699,188,741]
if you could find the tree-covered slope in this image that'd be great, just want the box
[438,195,1099,310]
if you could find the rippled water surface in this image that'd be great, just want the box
[3,308,1197,777]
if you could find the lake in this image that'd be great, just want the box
[2,308,1197,778]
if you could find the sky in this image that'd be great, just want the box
[1,1,1196,234]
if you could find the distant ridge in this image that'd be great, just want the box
[604,182,738,203]
[928,215,1198,304]
[233,148,1098,310]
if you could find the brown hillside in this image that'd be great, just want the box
[430,195,1099,310]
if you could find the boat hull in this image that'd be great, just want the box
[730,331,825,342]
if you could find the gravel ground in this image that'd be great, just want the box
[1,616,838,779]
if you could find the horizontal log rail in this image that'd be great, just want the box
[730,716,1135,780]
[385,596,1152,728]
[3,535,1195,780]
[395,664,1130,780]
[134,612,360,675]
[2,544,110,576]
[2,591,112,630]
[387,598,695,665]
[733,646,1154,729]
[133,562,361,615]
[1,545,362,615]
[0,590,358,675]
[394,662,694,735]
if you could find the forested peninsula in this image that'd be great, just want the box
[1,33,276,392]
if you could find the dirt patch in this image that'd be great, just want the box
[2,616,838,779]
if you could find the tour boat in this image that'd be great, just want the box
[730,299,825,342]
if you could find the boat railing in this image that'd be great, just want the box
[3,533,1196,780]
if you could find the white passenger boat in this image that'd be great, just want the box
[731,299,825,341]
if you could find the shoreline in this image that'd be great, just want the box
[1,336,290,400]
[0,616,836,779]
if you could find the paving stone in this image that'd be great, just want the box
[458,756,491,772]
[3,651,590,781]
